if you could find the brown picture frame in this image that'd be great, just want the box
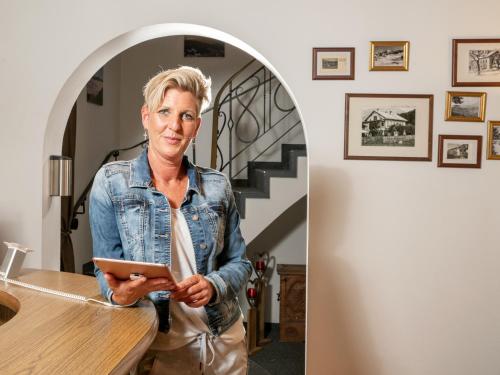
[445,91,486,122]
[452,38,500,87]
[438,134,482,168]
[487,121,500,160]
[369,41,409,71]
[312,47,355,80]
[344,93,433,161]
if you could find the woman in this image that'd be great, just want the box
[89,66,252,374]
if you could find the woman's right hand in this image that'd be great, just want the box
[104,273,177,305]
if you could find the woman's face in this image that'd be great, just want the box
[141,88,201,164]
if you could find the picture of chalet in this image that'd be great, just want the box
[361,107,416,147]
[469,49,500,75]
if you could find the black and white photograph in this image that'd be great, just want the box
[445,91,486,122]
[452,39,500,86]
[438,134,482,168]
[361,106,415,147]
[469,49,500,76]
[370,41,409,71]
[487,121,500,159]
[446,143,469,159]
[86,68,103,106]
[344,94,433,161]
[312,47,355,80]
[323,58,339,69]
[184,36,225,57]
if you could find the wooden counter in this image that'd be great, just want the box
[0,270,158,374]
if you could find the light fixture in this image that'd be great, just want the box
[49,155,72,196]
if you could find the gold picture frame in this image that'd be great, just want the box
[445,91,486,122]
[369,41,409,71]
[487,121,500,160]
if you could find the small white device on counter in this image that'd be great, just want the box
[0,242,32,279]
[0,242,116,307]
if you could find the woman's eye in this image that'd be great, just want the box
[182,113,194,121]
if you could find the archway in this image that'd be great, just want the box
[42,22,310,372]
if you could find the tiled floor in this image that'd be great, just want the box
[249,324,305,375]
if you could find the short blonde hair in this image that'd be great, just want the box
[142,66,212,116]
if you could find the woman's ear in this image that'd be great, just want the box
[141,104,150,131]
[193,117,202,138]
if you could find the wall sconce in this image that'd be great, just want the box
[49,155,72,196]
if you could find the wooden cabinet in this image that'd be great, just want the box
[277,264,306,342]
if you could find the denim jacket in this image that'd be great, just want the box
[89,148,252,336]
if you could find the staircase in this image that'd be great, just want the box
[231,144,307,243]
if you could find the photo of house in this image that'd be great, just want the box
[361,107,416,146]
[469,49,500,76]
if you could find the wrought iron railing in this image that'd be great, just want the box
[208,60,302,180]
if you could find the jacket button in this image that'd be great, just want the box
[192,214,199,221]
[200,243,207,250]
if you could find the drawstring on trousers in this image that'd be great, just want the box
[198,332,215,374]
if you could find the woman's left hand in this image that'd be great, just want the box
[170,274,215,307]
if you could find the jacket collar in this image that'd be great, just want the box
[129,148,201,195]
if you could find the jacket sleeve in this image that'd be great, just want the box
[89,167,125,304]
[205,177,252,304]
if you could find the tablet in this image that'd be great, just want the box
[93,257,177,283]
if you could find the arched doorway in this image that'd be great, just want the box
[42,23,310,374]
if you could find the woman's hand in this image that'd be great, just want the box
[104,273,177,306]
[170,274,215,307]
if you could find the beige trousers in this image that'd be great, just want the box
[137,337,247,375]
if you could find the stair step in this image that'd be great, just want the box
[233,187,268,198]
[231,144,307,219]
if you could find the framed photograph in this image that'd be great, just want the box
[86,68,103,106]
[452,39,500,86]
[369,41,409,71]
[487,121,500,160]
[438,135,482,168]
[312,47,355,80]
[445,91,486,122]
[184,36,225,57]
[344,93,433,161]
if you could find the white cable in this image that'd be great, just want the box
[0,275,117,307]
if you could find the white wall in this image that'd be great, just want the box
[71,56,121,273]
[1,1,500,375]
[244,196,307,323]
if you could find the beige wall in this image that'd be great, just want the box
[1,1,500,374]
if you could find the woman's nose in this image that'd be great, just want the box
[168,115,182,131]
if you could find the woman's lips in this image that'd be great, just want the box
[163,135,181,144]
